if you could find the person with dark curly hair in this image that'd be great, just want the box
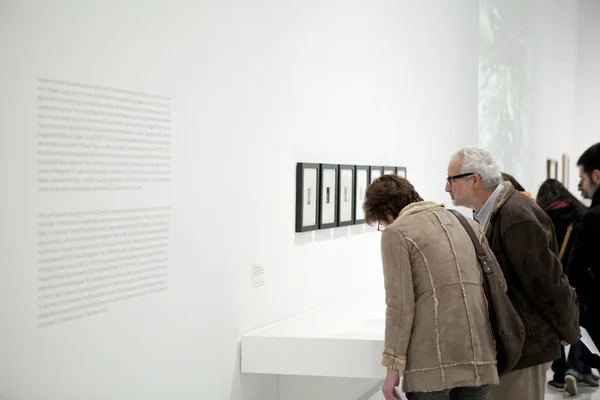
[364,174,501,400]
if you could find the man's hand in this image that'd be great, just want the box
[382,368,401,400]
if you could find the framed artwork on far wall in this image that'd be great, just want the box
[337,165,355,226]
[370,166,383,183]
[383,166,396,175]
[562,153,570,188]
[319,164,339,229]
[396,166,407,178]
[546,159,558,180]
[295,162,320,232]
[354,165,369,224]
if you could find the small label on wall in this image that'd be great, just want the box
[252,265,265,287]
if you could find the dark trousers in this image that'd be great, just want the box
[578,305,600,371]
[551,346,568,383]
[552,343,599,382]
[406,386,490,400]
[567,341,593,378]
[550,303,600,381]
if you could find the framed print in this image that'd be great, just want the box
[546,159,558,180]
[354,165,369,224]
[295,163,320,232]
[319,164,339,229]
[370,166,383,183]
[562,153,570,188]
[396,167,407,178]
[337,165,355,226]
[383,166,396,175]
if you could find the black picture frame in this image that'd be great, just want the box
[383,166,396,175]
[337,165,355,226]
[354,165,369,224]
[295,163,320,232]
[396,166,407,178]
[319,164,339,229]
[369,166,383,183]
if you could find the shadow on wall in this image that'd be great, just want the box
[294,224,368,246]
[478,0,533,182]
[230,343,279,400]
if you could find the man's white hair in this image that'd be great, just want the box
[452,146,503,189]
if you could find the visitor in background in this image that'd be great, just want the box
[564,143,600,395]
[501,172,534,200]
[445,146,580,400]
[364,174,500,400]
[536,179,598,393]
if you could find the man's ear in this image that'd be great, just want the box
[592,169,600,185]
[472,173,482,188]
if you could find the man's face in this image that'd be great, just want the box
[578,165,600,199]
[445,157,475,207]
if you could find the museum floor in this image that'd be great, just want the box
[367,370,600,399]
[545,371,600,400]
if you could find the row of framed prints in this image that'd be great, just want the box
[295,163,407,232]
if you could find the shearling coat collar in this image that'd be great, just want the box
[479,182,514,233]
[489,181,514,215]
[399,201,444,219]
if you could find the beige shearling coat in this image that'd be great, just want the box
[380,201,501,393]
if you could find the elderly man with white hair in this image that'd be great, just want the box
[445,146,580,400]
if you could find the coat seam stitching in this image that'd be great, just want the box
[433,210,481,385]
[406,236,445,386]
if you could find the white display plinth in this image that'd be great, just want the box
[241,288,387,379]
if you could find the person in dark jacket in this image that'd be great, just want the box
[569,142,600,321]
[446,146,580,400]
[565,143,600,395]
[536,179,598,393]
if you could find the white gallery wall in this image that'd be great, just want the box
[523,0,600,200]
[0,1,596,399]
[477,0,581,196]
[525,0,580,195]
[575,0,600,171]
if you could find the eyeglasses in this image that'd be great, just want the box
[446,173,474,186]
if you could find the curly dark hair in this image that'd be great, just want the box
[362,174,423,225]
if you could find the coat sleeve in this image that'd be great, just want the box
[380,227,414,371]
[502,220,580,343]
